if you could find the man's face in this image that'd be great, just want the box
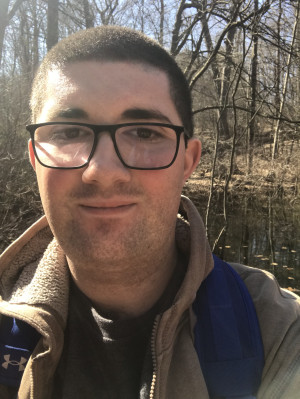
[29,61,200,272]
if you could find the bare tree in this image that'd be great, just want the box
[0,0,26,65]
[93,0,121,25]
[83,0,95,28]
[272,0,300,160]
[247,0,259,173]
[47,0,59,50]
[158,0,164,45]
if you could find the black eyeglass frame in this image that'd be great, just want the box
[26,121,188,170]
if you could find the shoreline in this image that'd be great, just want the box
[183,170,299,203]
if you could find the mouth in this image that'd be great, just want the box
[79,201,136,217]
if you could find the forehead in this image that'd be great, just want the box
[37,61,179,124]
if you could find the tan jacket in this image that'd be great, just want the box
[0,196,299,398]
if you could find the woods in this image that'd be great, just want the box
[0,0,299,252]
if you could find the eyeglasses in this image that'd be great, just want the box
[26,122,187,170]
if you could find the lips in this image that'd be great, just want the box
[78,200,136,217]
[80,199,136,208]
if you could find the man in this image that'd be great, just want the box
[0,26,299,399]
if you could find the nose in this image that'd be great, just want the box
[82,132,131,186]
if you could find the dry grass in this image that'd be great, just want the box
[0,154,42,253]
[184,134,299,203]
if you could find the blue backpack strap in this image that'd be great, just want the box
[0,316,41,387]
[193,254,264,399]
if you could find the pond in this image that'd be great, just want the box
[188,192,300,293]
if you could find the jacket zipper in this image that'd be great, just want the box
[149,316,160,399]
[30,362,35,399]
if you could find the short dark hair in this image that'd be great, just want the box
[30,26,193,137]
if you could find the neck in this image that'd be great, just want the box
[67,240,179,319]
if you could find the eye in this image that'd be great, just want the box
[136,128,158,139]
[48,126,92,142]
[122,126,164,141]
[54,127,83,138]
[61,128,81,139]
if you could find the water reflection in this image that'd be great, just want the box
[193,194,300,293]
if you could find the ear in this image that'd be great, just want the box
[183,138,201,182]
[28,139,36,170]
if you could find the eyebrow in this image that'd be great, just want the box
[52,107,172,124]
[53,108,89,119]
[121,108,172,124]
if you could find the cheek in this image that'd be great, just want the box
[141,166,184,204]
[35,167,72,211]
[141,171,184,237]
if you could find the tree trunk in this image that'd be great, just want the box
[247,0,259,174]
[219,1,239,138]
[274,0,282,120]
[200,10,231,139]
[158,0,164,46]
[32,0,39,75]
[170,0,186,56]
[47,0,59,51]
[298,22,300,108]
[0,0,10,66]
[272,0,282,160]
[140,0,144,33]
[83,0,94,28]
[272,0,300,160]
[0,0,25,66]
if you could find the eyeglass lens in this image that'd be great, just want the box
[33,124,179,169]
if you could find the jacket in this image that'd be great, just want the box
[0,195,299,398]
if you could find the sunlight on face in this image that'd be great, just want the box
[32,61,200,272]
[37,67,77,123]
